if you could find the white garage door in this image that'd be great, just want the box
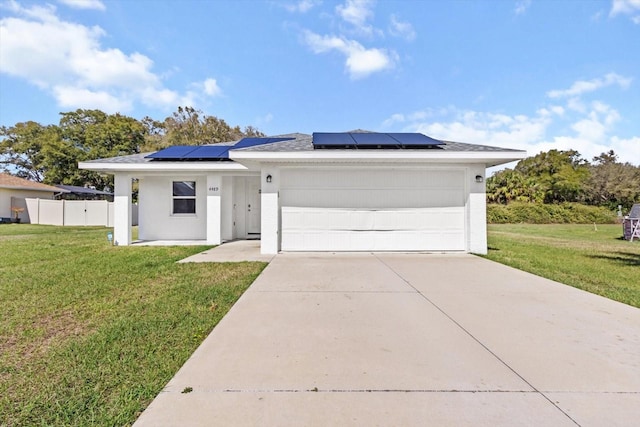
[280,168,466,251]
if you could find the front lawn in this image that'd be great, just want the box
[485,224,640,308]
[0,225,266,426]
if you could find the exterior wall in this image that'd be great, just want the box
[467,164,488,255]
[138,175,207,240]
[1,189,55,222]
[221,176,234,241]
[260,168,280,254]
[134,174,259,243]
[138,175,207,241]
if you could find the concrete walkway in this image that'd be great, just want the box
[178,240,275,263]
[134,253,640,426]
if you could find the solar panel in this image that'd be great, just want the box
[312,133,357,148]
[145,146,198,159]
[182,145,231,160]
[146,145,231,160]
[234,137,294,149]
[312,132,444,149]
[387,133,444,147]
[350,133,399,147]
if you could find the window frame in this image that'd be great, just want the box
[172,181,197,215]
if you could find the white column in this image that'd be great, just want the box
[206,174,222,245]
[220,176,234,241]
[260,168,280,254]
[113,173,132,246]
[468,165,488,254]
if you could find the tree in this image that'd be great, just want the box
[0,121,61,182]
[1,107,265,188]
[140,116,167,152]
[162,106,264,146]
[0,110,146,189]
[51,109,146,189]
[586,151,640,210]
[486,169,544,204]
[514,149,590,203]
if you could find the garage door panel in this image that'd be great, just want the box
[281,188,463,209]
[281,229,465,251]
[282,207,464,231]
[281,169,464,190]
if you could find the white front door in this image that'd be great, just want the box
[246,177,261,236]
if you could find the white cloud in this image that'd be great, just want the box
[58,0,106,11]
[389,14,416,41]
[282,0,321,13]
[336,0,375,35]
[53,85,130,111]
[382,113,405,127]
[256,113,274,126]
[547,73,632,98]
[610,136,640,163]
[302,30,395,78]
[514,0,531,15]
[202,78,222,97]
[0,2,217,113]
[382,96,638,166]
[610,0,640,22]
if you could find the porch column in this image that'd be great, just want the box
[468,165,488,255]
[260,168,280,254]
[206,174,222,245]
[113,173,132,246]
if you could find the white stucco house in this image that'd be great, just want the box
[0,173,67,223]
[79,132,525,254]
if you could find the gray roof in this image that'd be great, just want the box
[83,132,522,164]
[236,133,523,153]
[84,152,155,164]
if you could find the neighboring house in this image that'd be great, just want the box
[0,173,67,223]
[55,185,113,201]
[79,132,526,254]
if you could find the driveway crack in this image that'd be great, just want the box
[373,254,582,427]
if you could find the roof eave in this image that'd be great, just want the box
[78,161,251,173]
[0,184,68,193]
[229,150,527,167]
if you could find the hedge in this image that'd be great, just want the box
[487,202,618,224]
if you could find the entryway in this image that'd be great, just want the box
[232,176,261,240]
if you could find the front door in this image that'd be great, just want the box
[246,177,261,236]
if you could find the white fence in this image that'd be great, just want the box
[22,198,138,227]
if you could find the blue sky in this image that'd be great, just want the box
[1,0,639,166]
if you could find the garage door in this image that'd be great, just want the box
[280,168,466,251]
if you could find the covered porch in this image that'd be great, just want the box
[111,171,263,248]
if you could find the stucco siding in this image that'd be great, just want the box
[138,176,207,241]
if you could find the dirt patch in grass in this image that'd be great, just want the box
[1,309,89,366]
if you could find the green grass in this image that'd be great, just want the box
[485,224,640,308]
[0,224,266,426]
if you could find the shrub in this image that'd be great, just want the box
[487,202,617,224]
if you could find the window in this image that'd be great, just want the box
[172,181,196,214]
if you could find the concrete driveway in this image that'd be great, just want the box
[134,253,640,426]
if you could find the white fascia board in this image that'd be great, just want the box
[229,150,527,166]
[78,161,250,174]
